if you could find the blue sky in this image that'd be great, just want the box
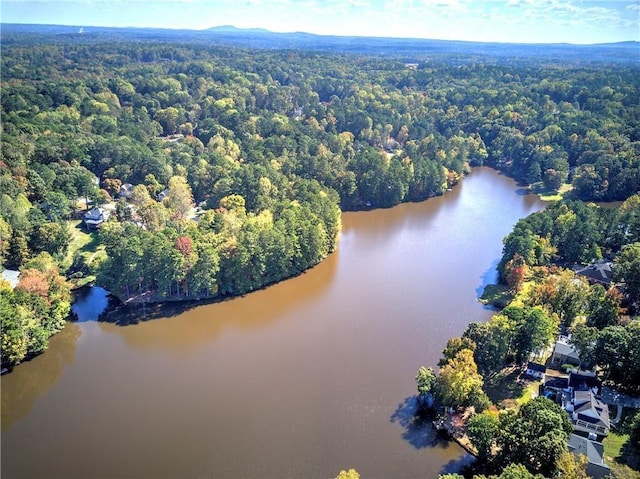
[2,0,639,44]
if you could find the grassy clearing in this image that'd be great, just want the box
[65,220,93,263]
[605,431,628,462]
[484,366,528,406]
[480,283,514,309]
[515,380,540,406]
[533,183,573,202]
[65,220,106,287]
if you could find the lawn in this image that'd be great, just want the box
[605,431,629,462]
[534,182,573,202]
[65,220,93,263]
[479,283,514,309]
[65,220,106,286]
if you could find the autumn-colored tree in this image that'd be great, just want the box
[504,253,528,292]
[335,469,360,479]
[438,336,476,367]
[556,451,589,479]
[165,175,194,220]
[16,269,49,300]
[175,236,193,258]
[435,348,484,408]
[129,184,152,208]
[102,177,122,198]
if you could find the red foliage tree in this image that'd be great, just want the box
[175,236,193,258]
[16,269,50,300]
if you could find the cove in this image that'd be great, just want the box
[1,167,547,479]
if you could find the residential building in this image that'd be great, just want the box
[551,336,581,367]
[568,434,611,479]
[83,206,110,229]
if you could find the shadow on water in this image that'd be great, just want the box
[96,294,220,326]
[390,396,450,450]
[439,454,476,476]
[475,258,499,299]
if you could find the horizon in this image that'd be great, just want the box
[4,21,640,47]
[2,0,639,45]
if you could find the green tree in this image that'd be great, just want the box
[614,242,640,306]
[495,397,572,477]
[587,284,621,329]
[467,412,499,461]
[569,324,599,370]
[415,366,436,406]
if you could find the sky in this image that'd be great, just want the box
[2,0,639,44]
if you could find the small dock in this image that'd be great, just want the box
[433,409,477,457]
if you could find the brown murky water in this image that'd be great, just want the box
[1,168,546,479]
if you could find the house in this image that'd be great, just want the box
[525,361,546,379]
[1,269,20,289]
[568,370,600,393]
[157,188,170,202]
[572,259,613,286]
[119,183,134,198]
[568,434,611,479]
[565,389,610,439]
[83,207,110,229]
[551,336,581,368]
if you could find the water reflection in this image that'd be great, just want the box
[94,248,339,353]
[72,286,111,321]
[390,396,449,450]
[1,323,81,430]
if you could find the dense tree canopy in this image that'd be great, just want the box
[1,34,638,370]
[1,253,71,368]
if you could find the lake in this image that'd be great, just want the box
[1,167,547,479]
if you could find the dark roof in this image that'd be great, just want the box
[569,371,600,391]
[574,391,610,430]
[577,413,600,424]
[572,259,613,285]
[527,362,546,373]
[545,377,569,390]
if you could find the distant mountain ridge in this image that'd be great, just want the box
[1,23,638,64]
[205,25,272,34]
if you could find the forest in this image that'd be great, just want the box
[1,32,639,369]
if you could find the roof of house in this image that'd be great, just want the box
[574,391,610,431]
[527,362,546,373]
[545,376,569,390]
[119,183,134,197]
[84,206,104,219]
[569,371,600,392]
[568,434,610,479]
[1,269,20,289]
[572,259,613,285]
[157,188,170,201]
[554,339,581,361]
